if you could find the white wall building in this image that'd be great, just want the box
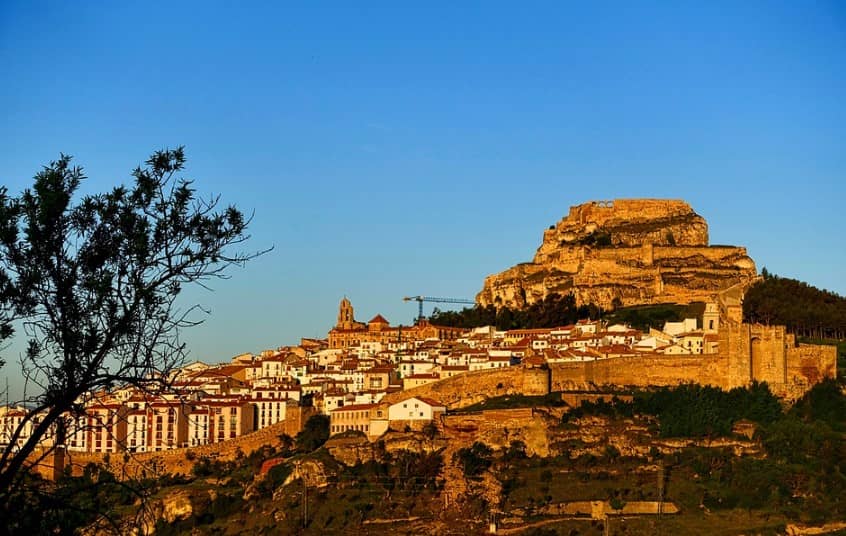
[387,397,446,422]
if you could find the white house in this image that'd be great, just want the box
[662,318,698,337]
[387,397,446,423]
[398,360,435,378]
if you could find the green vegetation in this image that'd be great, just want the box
[789,379,846,431]
[13,380,845,534]
[430,292,602,330]
[0,148,261,519]
[4,464,193,534]
[744,269,846,339]
[635,382,782,438]
[454,442,494,479]
[567,382,782,439]
[496,381,846,532]
[295,414,330,452]
[431,292,713,333]
[562,395,635,423]
[255,462,293,496]
[604,302,706,332]
[461,392,566,412]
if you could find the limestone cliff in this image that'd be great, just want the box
[477,199,757,309]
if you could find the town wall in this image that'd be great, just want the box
[384,325,835,413]
[652,246,751,264]
[382,366,550,409]
[570,245,750,268]
[29,447,65,481]
[784,343,838,398]
[565,199,695,230]
[550,355,723,391]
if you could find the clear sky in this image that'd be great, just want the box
[1,1,844,397]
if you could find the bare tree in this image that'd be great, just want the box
[0,147,263,521]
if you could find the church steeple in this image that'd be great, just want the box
[337,297,355,330]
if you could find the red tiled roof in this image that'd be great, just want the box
[406,373,439,379]
[506,328,551,335]
[523,355,546,366]
[330,403,377,412]
[366,365,396,373]
[368,314,390,324]
[413,396,446,409]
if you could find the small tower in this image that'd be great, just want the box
[703,301,719,334]
[337,297,356,330]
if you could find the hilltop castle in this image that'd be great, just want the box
[478,199,758,309]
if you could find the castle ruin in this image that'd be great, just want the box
[478,199,758,309]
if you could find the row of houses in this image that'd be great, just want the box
[2,298,715,455]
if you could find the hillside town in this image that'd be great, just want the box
[1,297,724,455]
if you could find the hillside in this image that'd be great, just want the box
[32,382,845,535]
[743,270,846,339]
[477,199,757,310]
[430,297,703,333]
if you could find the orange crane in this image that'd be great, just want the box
[402,295,475,323]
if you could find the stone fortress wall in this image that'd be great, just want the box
[391,284,837,407]
[389,334,834,410]
[381,366,550,409]
[559,199,703,240]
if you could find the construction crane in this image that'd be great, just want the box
[403,295,476,323]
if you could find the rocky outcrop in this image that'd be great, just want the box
[477,199,757,309]
[132,488,216,535]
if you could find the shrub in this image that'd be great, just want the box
[295,414,330,452]
[454,442,493,479]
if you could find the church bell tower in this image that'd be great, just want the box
[337,297,355,330]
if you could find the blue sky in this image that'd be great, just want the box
[1,1,844,394]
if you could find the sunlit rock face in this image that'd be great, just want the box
[477,199,756,309]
